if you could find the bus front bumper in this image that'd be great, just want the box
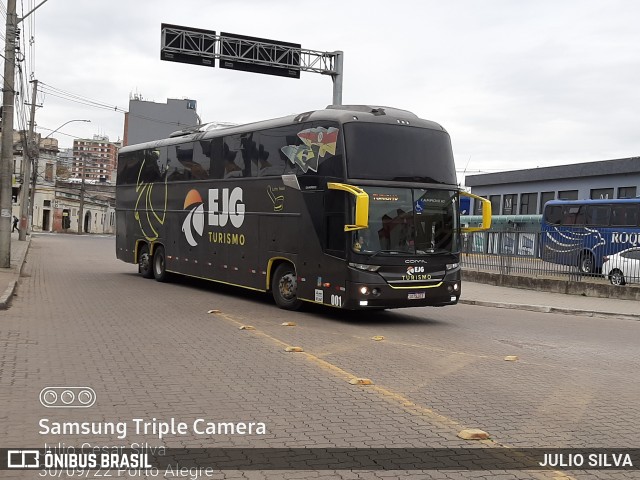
[344,278,461,310]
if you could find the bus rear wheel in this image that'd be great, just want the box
[153,245,170,282]
[272,264,302,310]
[138,244,153,279]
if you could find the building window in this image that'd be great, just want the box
[473,196,487,215]
[590,188,614,200]
[558,190,578,200]
[519,193,538,215]
[540,191,555,213]
[502,194,518,215]
[43,200,51,207]
[618,186,637,199]
[45,163,53,182]
[489,195,501,215]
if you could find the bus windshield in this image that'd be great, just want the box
[344,123,456,184]
[352,187,459,255]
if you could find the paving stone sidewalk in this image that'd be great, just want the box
[0,231,31,309]
[461,279,640,319]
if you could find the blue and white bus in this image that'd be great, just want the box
[541,198,640,274]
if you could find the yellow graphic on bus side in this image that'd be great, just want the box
[134,159,168,242]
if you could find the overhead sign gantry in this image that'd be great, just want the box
[160,23,343,104]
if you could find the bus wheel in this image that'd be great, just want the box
[153,245,170,282]
[609,269,626,286]
[138,245,154,279]
[272,264,302,310]
[578,252,594,274]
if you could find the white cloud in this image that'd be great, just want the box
[21,0,640,177]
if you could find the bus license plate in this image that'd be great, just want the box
[407,292,425,300]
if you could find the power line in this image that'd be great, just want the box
[39,81,198,127]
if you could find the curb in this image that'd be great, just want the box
[0,280,17,310]
[458,299,640,321]
[0,236,31,310]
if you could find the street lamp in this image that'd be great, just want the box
[19,119,91,240]
[42,119,91,139]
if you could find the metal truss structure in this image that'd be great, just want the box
[161,24,343,103]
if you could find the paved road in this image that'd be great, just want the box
[1,235,639,479]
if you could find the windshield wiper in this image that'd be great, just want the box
[416,248,450,255]
[366,249,410,259]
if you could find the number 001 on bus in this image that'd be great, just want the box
[116,105,490,310]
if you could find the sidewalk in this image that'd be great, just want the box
[0,230,31,309]
[460,280,640,320]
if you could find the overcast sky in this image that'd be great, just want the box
[22,0,640,183]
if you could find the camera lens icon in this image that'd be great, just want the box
[39,387,96,408]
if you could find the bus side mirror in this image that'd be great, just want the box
[327,182,369,231]
[460,192,492,232]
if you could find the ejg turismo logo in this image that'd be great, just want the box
[407,266,425,275]
[182,190,205,247]
[182,188,245,247]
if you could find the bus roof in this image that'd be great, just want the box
[119,105,447,154]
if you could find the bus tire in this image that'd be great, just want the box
[609,269,626,286]
[153,245,170,283]
[138,244,154,279]
[578,251,595,274]
[272,263,302,310]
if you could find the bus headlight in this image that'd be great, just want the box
[349,263,380,272]
[446,262,459,270]
[360,286,370,295]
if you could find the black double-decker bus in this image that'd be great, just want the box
[116,105,490,310]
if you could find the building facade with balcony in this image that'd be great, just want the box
[72,135,121,183]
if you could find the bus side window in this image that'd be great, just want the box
[222,134,252,178]
[141,148,166,183]
[544,205,562,225]
[191,140,212,179]
[209,137,225,179]
[167,144,194,181]
[118,151,145,185]
[586,205,611,226]
[254,126,300,177]
[612,205,639,227]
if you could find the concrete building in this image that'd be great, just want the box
[57,147,74,175]
[72,135,121,183]
[465,157,640,216]
[123,96,200,146]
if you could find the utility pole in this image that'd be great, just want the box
[18,79,37,241]
[77,155,86,234]
[0,0,17,267]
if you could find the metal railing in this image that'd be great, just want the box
[460,226,630,283]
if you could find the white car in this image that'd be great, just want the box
[602,247,640,286]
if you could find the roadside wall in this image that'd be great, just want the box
[462,269,640,301]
